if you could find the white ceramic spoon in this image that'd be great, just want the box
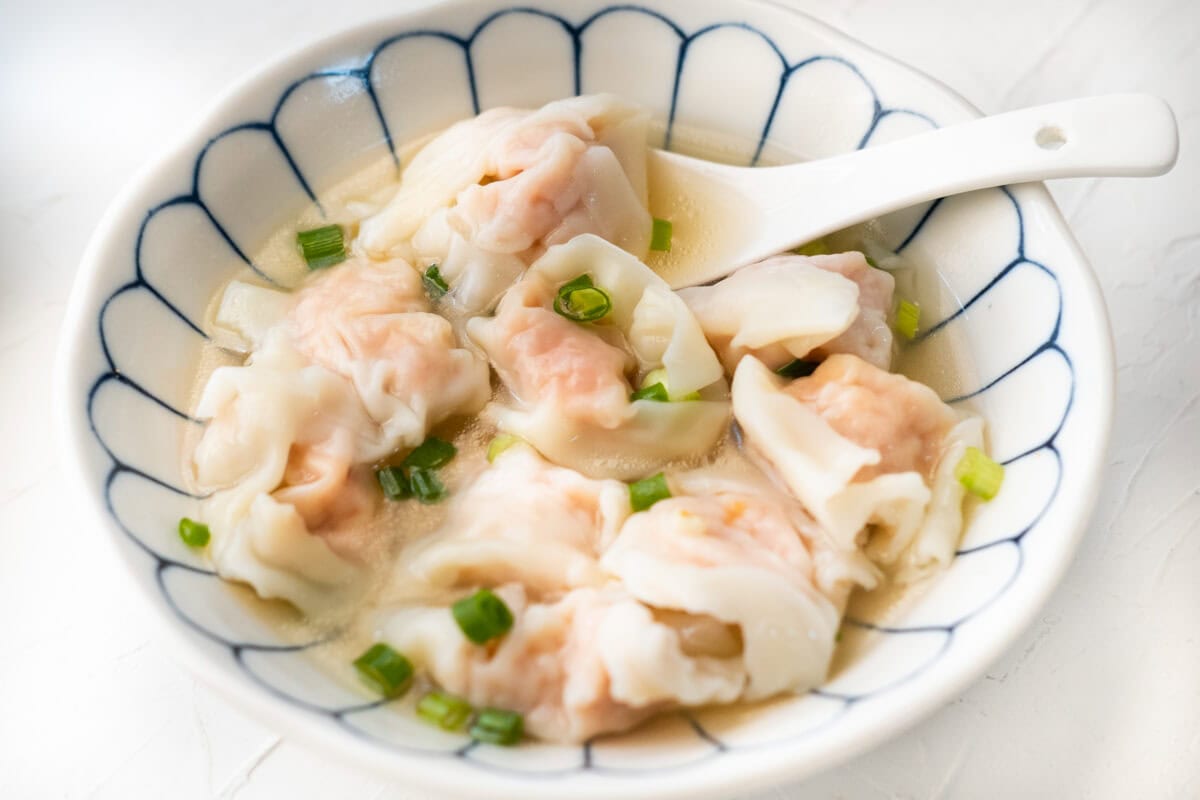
[646,93,1178,288]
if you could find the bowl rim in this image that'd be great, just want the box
[53,0,1114,797]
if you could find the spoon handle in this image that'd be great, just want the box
[767,93,1176,247]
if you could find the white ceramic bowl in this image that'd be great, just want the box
[55,0,1112,797]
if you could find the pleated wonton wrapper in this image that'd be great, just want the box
[678,255,862,371]
[732,355,984,581]
[358,95,652,312]
[393,445,631,598]
[468,234,729,479]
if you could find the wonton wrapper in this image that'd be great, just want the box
[469,234,729,479]
[678,256,860,372]
[211,280,292,353]
[395,446,630,597]
[359,95,652,312]
[805,252,896,370]
[286,257,490,450]
[192,333,388,613]
[668,468,880,597]
[602,478,846,699]
[378,585,743,742]
[195,257,495,611]
[892,416,984,580]
[732,356,982,581]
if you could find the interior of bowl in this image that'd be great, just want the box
[59,0,1111,796]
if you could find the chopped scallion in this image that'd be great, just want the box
[353,643,413,698]
[632,367,699,402]
[375,466,411,500]
[486,433,523,463]
[296,225,346,270]
[629,472,671,512]
[452,588,514,645]
[633,368,670,402]
[775,359,820,379]
[557,273,594,294]
[864,255,880,269]
[894,299,920,340]
[553,273,612,322]
[642,367,669,388]
[424,264,449,298]
[178,517,210,548]
[404,437,457,470]
[954,447,1004,501]
[417,691,473,731]
[558,287,611,320]
[469,707,524,746]
[650,218,673,252]
[631,382,669,402]
[792,238,830,257]
[409,467,447,504]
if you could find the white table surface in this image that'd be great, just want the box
[4,0,1197,796]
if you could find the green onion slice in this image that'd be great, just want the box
[486,433,523,463]
[631,382,669,402]
[954,446,1004,501]
[417,691,473,731]
[452,588,514,644]
[409,467,447,505]
[375,466,411,500]
[424,264,449,298]
[792,238,830,257]
[557,273,594,294]
[404,436,457,470]
[629,472,671,512]
[642,367,668,388]
[631,367,700,402]
[553,274,612,322]
[469,708,524,746]
[353,643,413,698]
[775,359,820,379]
[296,225,346,270]
[864,255,880,269]
[650,218,673,252]
[178,517,210,548]
[895,299,920,340]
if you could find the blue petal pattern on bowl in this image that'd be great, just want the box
[84,4,1072,776]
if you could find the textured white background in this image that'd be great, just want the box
[3,0,1197,797]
